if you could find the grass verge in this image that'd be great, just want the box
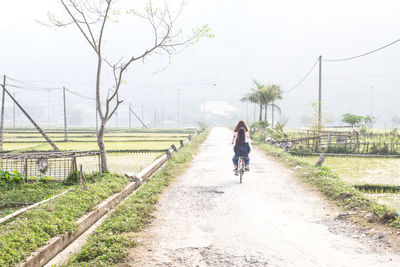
[66,129,210,266]
[0,182,71,218]
[0,173,129,266]
[255,142,400,227]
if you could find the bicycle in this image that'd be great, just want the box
[237,156,245,183]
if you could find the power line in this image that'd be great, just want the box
[7,76,62,90]
[323,37,400,62]
[6,84,60,92]
[282,57,319,93]
[64,88,96,100]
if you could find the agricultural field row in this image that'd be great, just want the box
[0,129,195,218]
[77,152,162,174]
[2,140,182,152]
[0,151,163,218]
[294,155,400,210]
[3,137,185,143]
[295,156,400,186]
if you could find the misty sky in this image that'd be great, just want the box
[0,0,400,128]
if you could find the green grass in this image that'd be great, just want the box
[0,128,191,152]
[65,129,209,266]
[295,156,400,186]
[255,142,400,227]
[77,152,163,174]
[367,193,400,211]
[4,140,182,152]
[0,182,71,219]
[0,173,129,266]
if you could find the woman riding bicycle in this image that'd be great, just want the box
[233,127,251,175]
[232,120,250,144]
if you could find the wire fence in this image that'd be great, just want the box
[0,151,99,181]
[0,150,168,181]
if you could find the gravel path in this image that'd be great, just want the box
[121,127,400,267]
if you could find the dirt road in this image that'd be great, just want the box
[122,127,400,266]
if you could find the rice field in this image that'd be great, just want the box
[1,128,192,152]
[0,128,195,176]
[294,155,400,210]
[295,155,400,186]
[77,152,162,174]
[366,193,400,211]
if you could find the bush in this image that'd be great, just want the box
[250,120,269,130]
[63,171,79,185]
[0,170,25,184]
[326,145,353,154]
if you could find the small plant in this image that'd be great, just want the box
[251,121,269,130]
[0,170,25,184]
[63,171,79,185]
[326,145,353,154]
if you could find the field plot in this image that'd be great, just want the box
[1,129,191,152]
[14,140,182,151]
[294,155,400,211]
[295,155,400,186]
[0,128,194,179]
[0,182,70,219]
[77,152,162,174]
[367,193,400,211]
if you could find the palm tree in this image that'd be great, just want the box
[270,84,282,127]
[241,81,283,125]
[241,80,264,121]
[259,84,282,125]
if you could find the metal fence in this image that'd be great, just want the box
[0,149,172,181]
[0,151,100,181]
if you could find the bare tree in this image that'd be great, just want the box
[45,0,212,171]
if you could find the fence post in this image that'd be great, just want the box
[0,75,6,150]
[24,157,28,183]
[98,153,102,182]
[180,140,184,147]
[71,154,77,172]
[171,144,178,152]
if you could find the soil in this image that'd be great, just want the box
[120,127,400,267]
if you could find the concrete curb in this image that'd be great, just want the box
[19,136,193,267]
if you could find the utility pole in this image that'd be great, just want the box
[162,110,165,128]
[0,75,6,150]
[129,105,148,129]
[129,103,132,128]
[47,89,50,128]
[154,110,157,128]
[63,87,68,141]
[13,92,16,128]
[370,86,373,117]
[318,55,322,130]
[141,104,144,128]
[177,89,180,126]
[203,101,206,123]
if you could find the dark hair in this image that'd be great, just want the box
[234,120,248,132]
[235,127,246,146]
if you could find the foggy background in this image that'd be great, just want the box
[0,0,399,129]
